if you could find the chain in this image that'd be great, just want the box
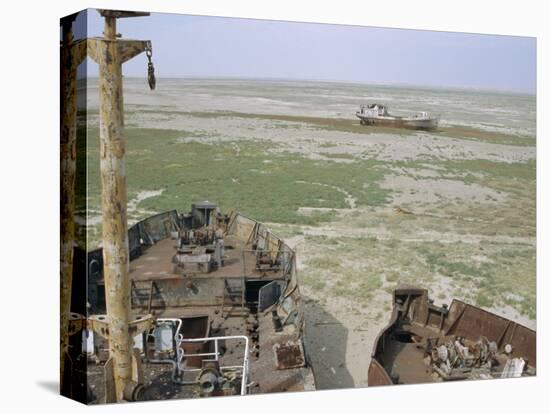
[145,41,156,90]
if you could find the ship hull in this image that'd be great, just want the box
[368,287,536,386]
[356,113,439,131]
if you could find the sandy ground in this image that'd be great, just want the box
[283,235,387,388]
[93,111,534,164]
[303,296,378,388]
[86,79,536,389]
[382,175,506,205]
[282,210,535,389]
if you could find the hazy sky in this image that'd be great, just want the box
[74,9,536,94]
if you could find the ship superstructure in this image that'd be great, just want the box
[83,202,315,401]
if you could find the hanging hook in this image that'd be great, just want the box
[145,41,156,90]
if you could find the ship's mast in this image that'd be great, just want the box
[87,9,155,402]
[99,12,133,402]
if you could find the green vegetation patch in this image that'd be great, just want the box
[300,233,535,319]
[414,241,535,318]
[442,159,536,181]
[83,127,391,247]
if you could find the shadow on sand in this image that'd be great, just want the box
[303,299,355,389]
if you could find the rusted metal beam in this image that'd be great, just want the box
[88,314,153,402]
[87,39,149,64]
[97,14,134,402]
[119,40,150,63]
[147,280,155,314]
[60,17,86,393]
[93,11,152,402]
[87,38,99,63]
[99,9,150,19]
[87,314,155,341]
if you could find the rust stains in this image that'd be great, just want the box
[273,341,306,370]
[368,286,536,386]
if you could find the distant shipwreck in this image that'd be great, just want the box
[356,103,439,130]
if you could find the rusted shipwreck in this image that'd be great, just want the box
[81,202,315,402]
[369,286,536,386]
[60,9,313,404]
[356,103,439,130]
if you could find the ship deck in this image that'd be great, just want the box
[95,234,287,284]
[85,209,315,402]
[87,308,314,402]
[87,230,312,402]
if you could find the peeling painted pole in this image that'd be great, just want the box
[99,13,133,403]
[60,15,86,393]
[87,9,153,402]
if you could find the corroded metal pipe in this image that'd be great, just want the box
[60,21,76,393]
[60,16,86,392]
[83,9,152,402]
[97,15,133,401]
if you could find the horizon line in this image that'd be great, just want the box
[80,75,536,96]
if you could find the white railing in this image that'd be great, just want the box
[176,335,250,395]
[155,318,250,395]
